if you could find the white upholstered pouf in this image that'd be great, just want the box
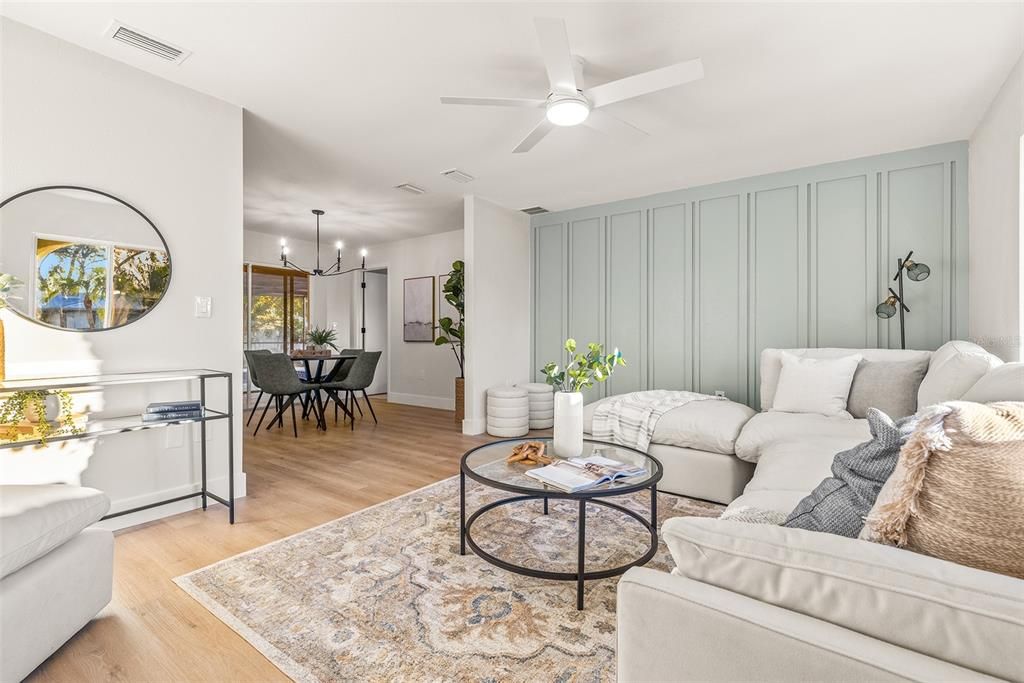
[487,385,529,437]
[519,382,554,429]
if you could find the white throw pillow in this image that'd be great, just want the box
[770,352,862,418]
[960,362,1024,403]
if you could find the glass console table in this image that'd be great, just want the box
[0,369,236,524]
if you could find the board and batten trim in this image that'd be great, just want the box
[530,141,968,409]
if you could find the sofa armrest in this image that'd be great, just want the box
[662,518,1024,682]
[617,567,994,682]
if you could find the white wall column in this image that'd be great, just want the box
[462,195,531,435]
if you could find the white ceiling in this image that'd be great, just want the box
[3,2,1022,246]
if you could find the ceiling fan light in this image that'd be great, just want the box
[546,98,590,126]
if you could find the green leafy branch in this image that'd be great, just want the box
[0,273,23,311]
[541,338,625,393]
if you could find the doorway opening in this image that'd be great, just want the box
[361,268,388,396]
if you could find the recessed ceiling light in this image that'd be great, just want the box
[441,168,475,184]
[394,183,426,195]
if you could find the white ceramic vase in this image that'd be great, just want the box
[26,394,60,424]
[553,391,584,458]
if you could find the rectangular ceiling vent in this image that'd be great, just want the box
[107,21,191,65]
[394,183,426,195]
[520,206,549,215]
[441,168,475,184]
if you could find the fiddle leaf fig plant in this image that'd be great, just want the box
[0,389,81,445]
[307,327,339,351]
[541,338,625,393]
[434,260,464,378]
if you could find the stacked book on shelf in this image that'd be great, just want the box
[142,401,204,423]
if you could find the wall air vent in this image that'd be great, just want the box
[394,183,426,195]
[440,168,475,184]
[106,21,191,65]
[520,206,549,215]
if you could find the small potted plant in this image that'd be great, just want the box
[434,260,464,423]
[541,339,625,457]
[0,273,24,382]
[0,389,80,445]
[306,327,339,357]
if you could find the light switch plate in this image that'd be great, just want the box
[194,296,212,318]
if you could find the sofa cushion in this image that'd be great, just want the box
[961,362,1024,403]
[760,348,932,411]
[771,352,862,418]
[583,396,754,455]
[664,516,1024,682]
[734,411,870,464]
[783,409,916,537]
[917,340,1002,407]
[846,357,929,419]
[0,484,110,579]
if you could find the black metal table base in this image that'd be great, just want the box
[459,471,658,610]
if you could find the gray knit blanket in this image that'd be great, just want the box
[591,390,725,451]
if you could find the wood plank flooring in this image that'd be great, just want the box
[27,396,526,682]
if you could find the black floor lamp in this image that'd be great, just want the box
[875,249,931,349]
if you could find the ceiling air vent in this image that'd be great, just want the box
[520,206,549,215]
[394,183,426,195]
[106,21,191,65]
[440,168,475,184]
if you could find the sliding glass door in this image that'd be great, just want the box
[243,264,310,354]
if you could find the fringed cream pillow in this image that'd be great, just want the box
[862,401,1024,578]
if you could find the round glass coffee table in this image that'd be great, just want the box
[459,437,663,609]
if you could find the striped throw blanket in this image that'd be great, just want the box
[591,390,725,451]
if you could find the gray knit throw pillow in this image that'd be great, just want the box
[784,408,918,537]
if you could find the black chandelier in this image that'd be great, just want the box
[279,209,366,277]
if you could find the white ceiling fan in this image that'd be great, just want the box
[440,17,704,153]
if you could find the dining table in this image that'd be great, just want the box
[289,353,359,430]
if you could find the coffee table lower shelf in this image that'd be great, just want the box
[459,472,659,610]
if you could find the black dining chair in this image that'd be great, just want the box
[243,349,272,427]
[249,353,323,437]
[322,351,381,430]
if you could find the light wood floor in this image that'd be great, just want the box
[28,396,522,682]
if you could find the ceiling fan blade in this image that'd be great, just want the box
[513,117,554,153]
[583,109,649,140]
[534,17,579,95]
[440,96,546,108]
[587,58,704,108]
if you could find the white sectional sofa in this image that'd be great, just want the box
[0,484,113,682]
[617,341,1024,682]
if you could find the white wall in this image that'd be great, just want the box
[0,19,244,528]
[969,53,1024,361]
[462,195,530,435]
[369,229,463,409]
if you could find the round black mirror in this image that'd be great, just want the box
[0,186,171,331]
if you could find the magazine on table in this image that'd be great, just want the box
[524,453,647,493]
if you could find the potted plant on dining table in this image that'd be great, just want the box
[541,338,625,458]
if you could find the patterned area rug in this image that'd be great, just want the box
[175,476,722,681]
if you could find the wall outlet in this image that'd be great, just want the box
[714,390,726,398]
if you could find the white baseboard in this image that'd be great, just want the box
[95,472,247,531]
[387,392,455,411]
[462,417,486,435]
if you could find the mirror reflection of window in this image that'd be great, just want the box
[34,238,168,330]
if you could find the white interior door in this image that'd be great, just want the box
[362,270,388,395]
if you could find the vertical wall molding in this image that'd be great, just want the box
[531,142,969,407]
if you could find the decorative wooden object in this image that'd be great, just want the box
[506,440,552,465]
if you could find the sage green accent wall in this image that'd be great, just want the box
[531,141,969,408]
